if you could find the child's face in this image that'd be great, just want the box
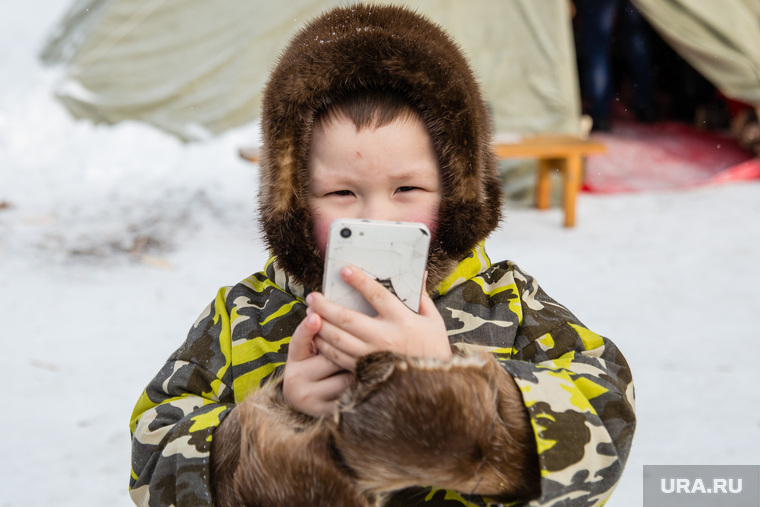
[308,114,442,257]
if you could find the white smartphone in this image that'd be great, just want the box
[322,219,431,316]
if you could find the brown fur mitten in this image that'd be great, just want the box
[212,379,374,507]
[332,351,540,502]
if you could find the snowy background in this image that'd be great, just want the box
[2,2,759,506]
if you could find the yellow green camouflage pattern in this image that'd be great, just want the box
[129,244,635,506]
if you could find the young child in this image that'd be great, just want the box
[129,4,635,506]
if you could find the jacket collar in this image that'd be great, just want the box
[264,241,491,302]
[429,241,491,298]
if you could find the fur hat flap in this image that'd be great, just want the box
[260,3,501,290]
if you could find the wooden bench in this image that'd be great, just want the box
[493,134,606,227]
[239,134,605,228]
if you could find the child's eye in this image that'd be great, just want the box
[330,190,354,197]
[396,186,419,193]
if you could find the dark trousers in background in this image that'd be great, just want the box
[575,0,655,130]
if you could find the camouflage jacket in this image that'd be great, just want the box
[129,244,635,506]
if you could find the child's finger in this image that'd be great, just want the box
[340,265,401,317]
[315,335,359,372]
[315,369,354,400]
[301,351,347,380]
[317,317,370,357]
[288,313,321,362]
[319,371,354,403]
[418,290,438,317]
[307,290,373,338]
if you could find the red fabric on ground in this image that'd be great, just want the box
[583,121,759,193]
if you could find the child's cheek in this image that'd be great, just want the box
[312,219,330,259]
[406,209,439,239]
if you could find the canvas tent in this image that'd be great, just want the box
[41,0,581,142]
[630,0,760,109]
[41,0,760,143]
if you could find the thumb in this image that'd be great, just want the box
[417,290,439,317]
[289,313,321,362]
[418,270,437,317]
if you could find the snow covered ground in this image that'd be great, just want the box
[2,2,759,506]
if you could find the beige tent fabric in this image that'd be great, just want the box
[631,0,760,107]
[40,0,116,64]
[42,0,581,141]
[409,0,581,136]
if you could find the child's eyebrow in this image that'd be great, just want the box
[309,171,357,188]
[388,166,441,180]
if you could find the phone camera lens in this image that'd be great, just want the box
[340,227,352,238]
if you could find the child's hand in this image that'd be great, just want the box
[308,266,452,372]
[283,312,353,418]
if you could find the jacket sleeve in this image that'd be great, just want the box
[500,262,636,506]
[129,287,235,507]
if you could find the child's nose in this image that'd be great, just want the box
[361,198,399,222]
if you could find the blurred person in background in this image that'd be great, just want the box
[574,0,656,131]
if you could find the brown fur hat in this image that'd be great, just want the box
[259,3,502,291]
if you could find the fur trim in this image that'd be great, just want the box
[212,353,539,505]
[332,351,540,501]
[259,3,502,291]
[211,379,375,506]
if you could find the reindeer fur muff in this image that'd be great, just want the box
[212,351,539,506]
